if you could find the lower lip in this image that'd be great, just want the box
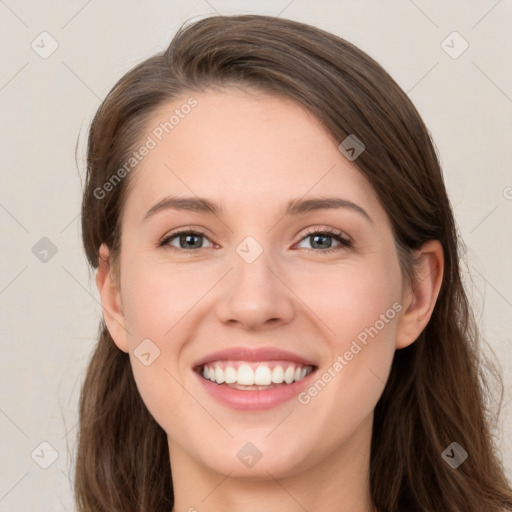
[195,369,317,410]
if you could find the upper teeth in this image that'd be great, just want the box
[202,362,313,386]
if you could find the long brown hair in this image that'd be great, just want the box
[77,14,512,511]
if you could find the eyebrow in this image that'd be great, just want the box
[142,195,374,225]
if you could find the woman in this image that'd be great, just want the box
[77,14,512,512]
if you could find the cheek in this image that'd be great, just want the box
[296,254,402,348]
[336,258,402,377]
[118,259,200,428]
[295,256,401,431]
[119,257,196,344]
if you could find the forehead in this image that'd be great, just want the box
[121,88,385,226]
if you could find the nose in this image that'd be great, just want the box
[215,246,295,331]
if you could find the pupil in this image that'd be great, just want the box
[182,234,201,249]
[312,234,331,249]
[178,233,333,250]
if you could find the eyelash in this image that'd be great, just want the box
[158,227,353,255]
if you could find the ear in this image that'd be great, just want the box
[395,240,444,349]
[96,243,129,353]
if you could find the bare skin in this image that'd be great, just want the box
[96,87,443,512]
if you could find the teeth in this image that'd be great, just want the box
[271,366,284,383]
[224,366,237,384]
[237,364,254,385]
[254,365,272,385]
[284,366,295,384]
[215,366,225,384]
[201,361,313,387]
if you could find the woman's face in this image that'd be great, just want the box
[102,88,411,479]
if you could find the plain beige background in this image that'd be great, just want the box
[0,0,511,510]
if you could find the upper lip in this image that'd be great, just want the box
[193,347,318,369]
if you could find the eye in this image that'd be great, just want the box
[159,227,353,255]
[295,228,353,254]
[159,228,214,253]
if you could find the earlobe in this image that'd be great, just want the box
[96,243,129,353]
[395,240,444,349]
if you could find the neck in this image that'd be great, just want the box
[169,413,376,512]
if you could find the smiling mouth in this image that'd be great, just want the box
[197,360,316,390]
